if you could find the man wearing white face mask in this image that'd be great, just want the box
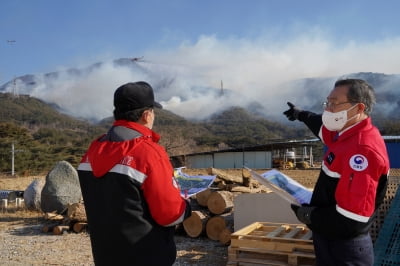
[283,79,390,266]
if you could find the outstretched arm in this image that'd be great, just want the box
[283,102,323,138]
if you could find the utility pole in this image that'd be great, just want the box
[11,142,16,176]
[13,77,19,97]
[10,142,23,176]
[11,142,15,176]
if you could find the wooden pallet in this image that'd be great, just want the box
[227,222,315,266]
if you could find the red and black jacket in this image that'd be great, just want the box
[298,112,389,239]
[78,120,191,266]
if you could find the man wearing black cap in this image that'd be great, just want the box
[78,81,191,266]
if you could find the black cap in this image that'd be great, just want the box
[113,81,162,112]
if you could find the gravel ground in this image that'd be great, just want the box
[0,170,321,265]
[0,209,228,266]
[0,174,230,265]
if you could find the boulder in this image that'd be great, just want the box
[41,161,82,213]
[24,178,45,210]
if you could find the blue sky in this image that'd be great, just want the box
[2,0,400,83]
[1,0,400,120]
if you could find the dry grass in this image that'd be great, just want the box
[0,175,45,191]
[0,175,46,229]
[0,209,43,229]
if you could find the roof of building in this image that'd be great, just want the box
[180,136,400,157]
[182,138,320,156]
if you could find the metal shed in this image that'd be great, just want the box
[180,138,320,169]
[174,136,400,169]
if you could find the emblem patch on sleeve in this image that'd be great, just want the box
[326,152,335,165]
[349,154,368,171]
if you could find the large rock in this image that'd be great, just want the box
[24,178,45,210]
[41,161,82,213]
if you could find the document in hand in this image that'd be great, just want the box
[245,167,312,205]
[174,167,216,198]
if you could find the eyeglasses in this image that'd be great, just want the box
[322,101,355,109]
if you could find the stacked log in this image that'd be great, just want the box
[183,191,235,244]
[181,168,267,245]
[42,223,59,233]
[209,167,243,184]
[67,202,87,222]
[72,222,88,233]
[218,227,233,245]
[183,210,210,237]
[196,189,213,207]
[206,212,234,244]
[207,191,234,215]
[53,225,70,235]
[42,202,88,235]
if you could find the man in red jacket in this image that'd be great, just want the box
[78,81,191,266]
[283,79,390,265]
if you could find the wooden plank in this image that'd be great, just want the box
[266,225,289,238]
[300,230,313,240]
[232,222,288,237]
[233,222,312,241]
[232,233,313,244]
[230,247,315,258]
[282,227,303,239]
[231,222,263,237]
[231,238,314,253]
[228,246,315,266]
[288,254,298,265]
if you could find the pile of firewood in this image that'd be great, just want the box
[42,202,87,235]
[182,168,270,245]
[41,168,270,243]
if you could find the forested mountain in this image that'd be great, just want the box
[0,66,400,174]
[0,93,107,175]
[0,92,301,175]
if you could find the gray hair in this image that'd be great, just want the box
[334,79,376,115]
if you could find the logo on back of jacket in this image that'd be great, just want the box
[120,156,135,167]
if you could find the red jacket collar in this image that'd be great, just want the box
[85,120,161,177]
[340,117,373,139]
[113,120,160,143]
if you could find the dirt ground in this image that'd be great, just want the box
[0,169,319,265]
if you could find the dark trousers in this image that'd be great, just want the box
[313,232,374,266]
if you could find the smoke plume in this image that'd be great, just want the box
[2,33,400,122]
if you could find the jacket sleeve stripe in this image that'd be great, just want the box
[336,205,369,223]
[322,161,341,178]
[78,162,92,171]
[78,162,147,184]
[110,164,147,184]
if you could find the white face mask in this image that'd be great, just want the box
[322,104,358,131]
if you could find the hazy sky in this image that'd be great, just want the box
[2,0,400,120]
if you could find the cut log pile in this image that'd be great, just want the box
[182,167,271,245]
[42,202,88,235]
[41,168,271,244]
